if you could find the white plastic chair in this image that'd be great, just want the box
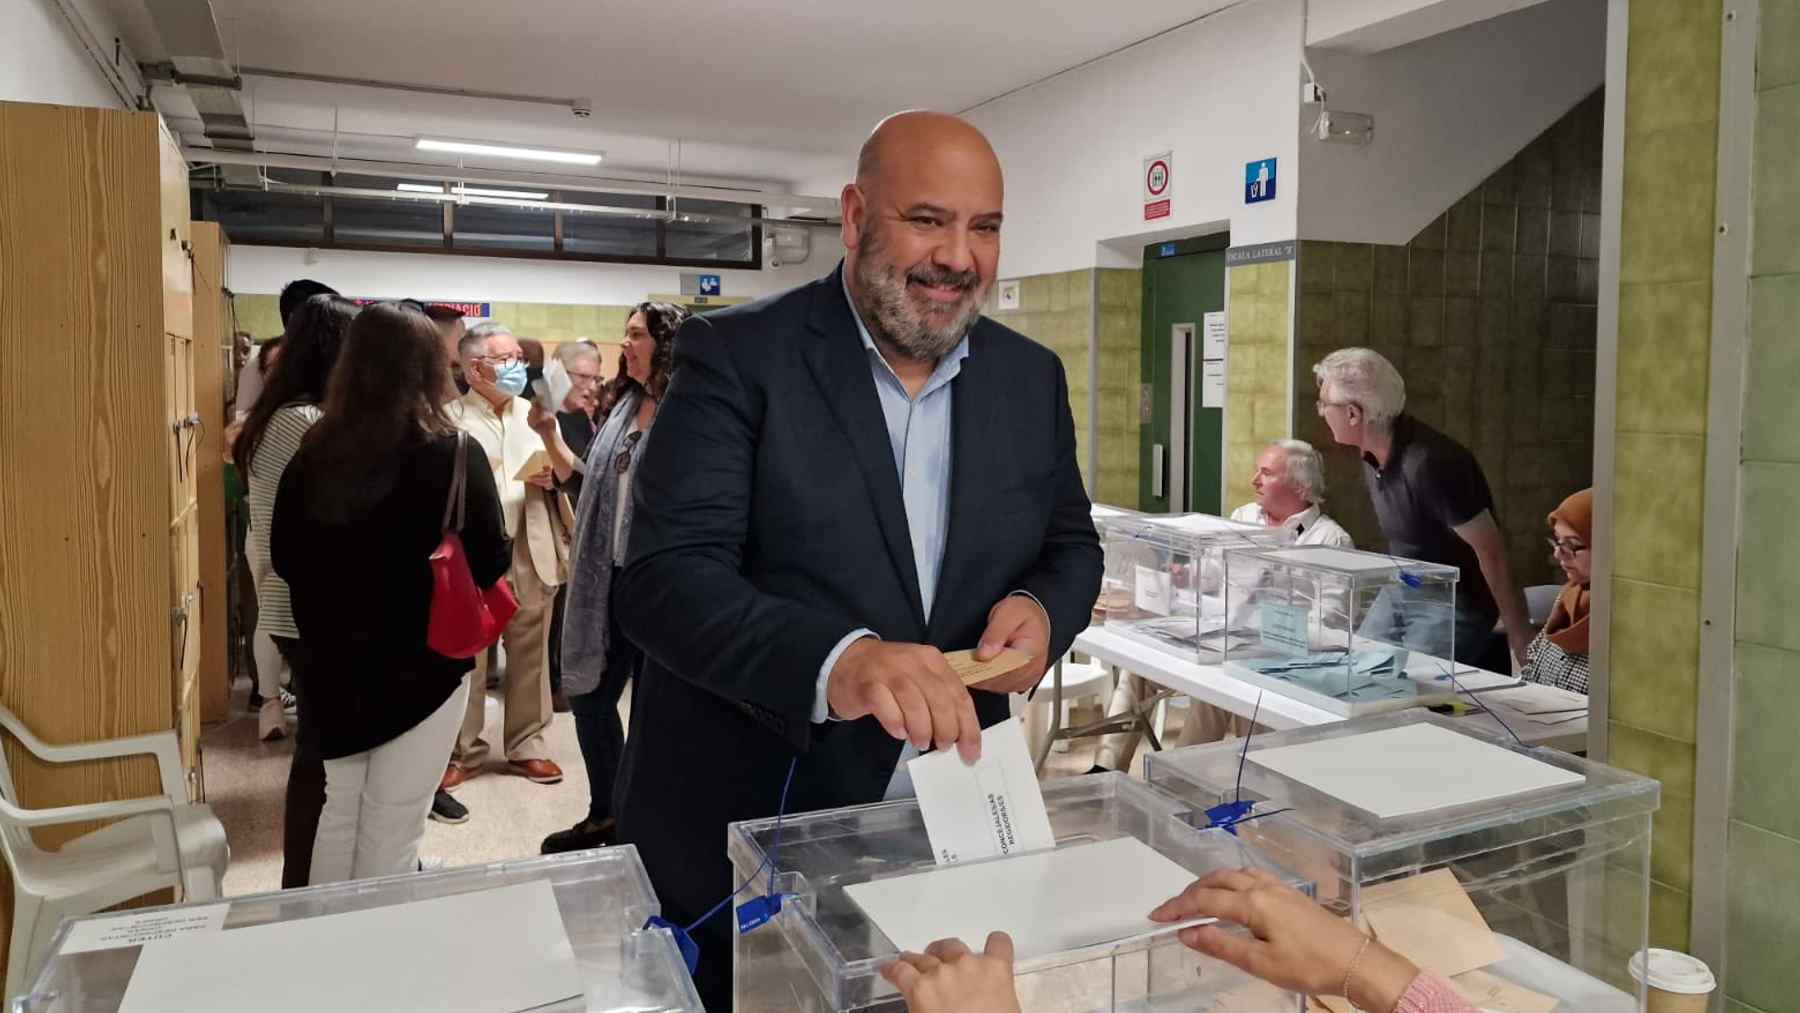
[1011,655,1117,769]
[0,705,228,999]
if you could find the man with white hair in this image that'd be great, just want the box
[1090,440,1351,770]
[1229,439,1352,546]
[1313,347,1530,669]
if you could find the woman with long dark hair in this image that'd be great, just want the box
[235,294,358,740]
[272,302,511,884]
[541,301,687,854]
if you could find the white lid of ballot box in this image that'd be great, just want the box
[1145,710,1658,864]
[727,772,1309,1012]
[18,846,700,1013]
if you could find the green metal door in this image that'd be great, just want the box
[1138,237,1227,514]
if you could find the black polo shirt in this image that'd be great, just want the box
[1361,414,1498,620]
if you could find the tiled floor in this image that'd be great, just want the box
[204,682,1142,896]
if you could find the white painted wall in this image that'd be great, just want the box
[967,0,1304,277]
[0,0,124,108]
[1297,0,1605,244]
[1306,0,1559,53]
[227,235,844,303]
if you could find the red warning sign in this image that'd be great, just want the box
[1143,151,1172,221]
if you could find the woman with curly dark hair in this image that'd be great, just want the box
[542,301,688,854]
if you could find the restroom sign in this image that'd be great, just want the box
[1143,151,1172,221]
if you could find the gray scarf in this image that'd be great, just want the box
[559,390,645,697]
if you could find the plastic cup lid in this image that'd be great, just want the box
[1628,948,1717,995]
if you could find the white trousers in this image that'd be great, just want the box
[310,681,468,885]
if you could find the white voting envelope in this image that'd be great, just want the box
[908,718,1055,866]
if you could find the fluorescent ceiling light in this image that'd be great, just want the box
[416,138,602,166]
[396,182,550,200]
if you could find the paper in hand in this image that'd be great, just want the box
[1360,868,1505,977]
[512,449,552,481]
[909,718,1054,865]
[941,647,1032,686]
[532,357,574,411]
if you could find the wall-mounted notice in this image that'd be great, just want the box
[1202,311,1227,360]
[1201,360,1226,409]
[1143,151,1172,221]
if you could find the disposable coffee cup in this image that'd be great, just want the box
[1628,948,1716,1013]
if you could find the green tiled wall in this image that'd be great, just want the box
[1293,92,1602,587]
[987,269,1108,496]
[235,293,634,348]
[1607,0,1722,956]
[1728,1,1800,1006]
[1094,269,1143,507]
[1225,261,1293,510]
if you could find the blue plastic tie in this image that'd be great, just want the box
[645,915,700,976]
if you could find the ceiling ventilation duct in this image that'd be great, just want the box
[139,0,256,181]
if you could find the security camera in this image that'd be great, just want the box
[572,97,593,119]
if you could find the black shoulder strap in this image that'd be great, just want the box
[442,430,468,533]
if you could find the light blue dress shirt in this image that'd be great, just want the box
[811,277,1049,799]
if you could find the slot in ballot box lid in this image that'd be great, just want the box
[727,771,1311,1013]
[18,846,701,1013]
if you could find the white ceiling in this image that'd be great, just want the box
[109,0,1237,189]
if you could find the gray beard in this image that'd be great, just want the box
[852,251,985,362]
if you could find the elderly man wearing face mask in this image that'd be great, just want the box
[441,322,579,797]
[609,110,1102,1006]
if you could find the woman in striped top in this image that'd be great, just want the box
[233,294,358,740]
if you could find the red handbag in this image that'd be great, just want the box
[427,432,519,658]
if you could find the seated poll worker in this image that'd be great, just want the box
[1091,440,1352,772]
[613,110,1103,1006]
[1312,348,1530,671]
[1522,488,1592,694]
[888,870,1480,1013]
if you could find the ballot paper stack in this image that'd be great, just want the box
[18,847,700,1013]
[727,719,1310,1013]
[1146,711,1662,1011]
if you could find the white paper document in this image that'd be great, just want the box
[1201,360,1226,409]
[531,356,574,411]
[910,718,1055,865]
[59,903,229,954]
[1263,546,1402,572]
[1248,723,1585,819]
[843,837,1205,958]
[119,880,582,1013]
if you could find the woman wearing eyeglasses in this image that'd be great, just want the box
[1520,488,1593,694]
[542,301,690,855]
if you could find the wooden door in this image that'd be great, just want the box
[0,100,179,975]
[190,224,231,734]
[159,125,201,797]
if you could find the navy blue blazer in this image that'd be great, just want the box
[612,264,1101,936]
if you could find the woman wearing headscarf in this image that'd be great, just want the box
[1522,488,1592,694]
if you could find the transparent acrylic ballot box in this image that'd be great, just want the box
[728,772,1308,1012]
[17,846,701,1013]
[1146,711,1659,1010]
[1218,544,1497,717]
[1098,513,1281,651]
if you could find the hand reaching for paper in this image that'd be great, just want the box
[1149,870,1422,1012]
[883,933,1022,1013]
[966,595,1050,694]
[828,639,983,763]
[524,465,556,490]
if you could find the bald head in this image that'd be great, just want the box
[856,110,1001,194]
[840,111,1004,363]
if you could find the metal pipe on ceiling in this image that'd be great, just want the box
[180,145,842,222]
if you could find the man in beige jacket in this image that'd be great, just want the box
[442,322,576,790]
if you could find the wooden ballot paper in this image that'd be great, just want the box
[942,647,1032,687]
